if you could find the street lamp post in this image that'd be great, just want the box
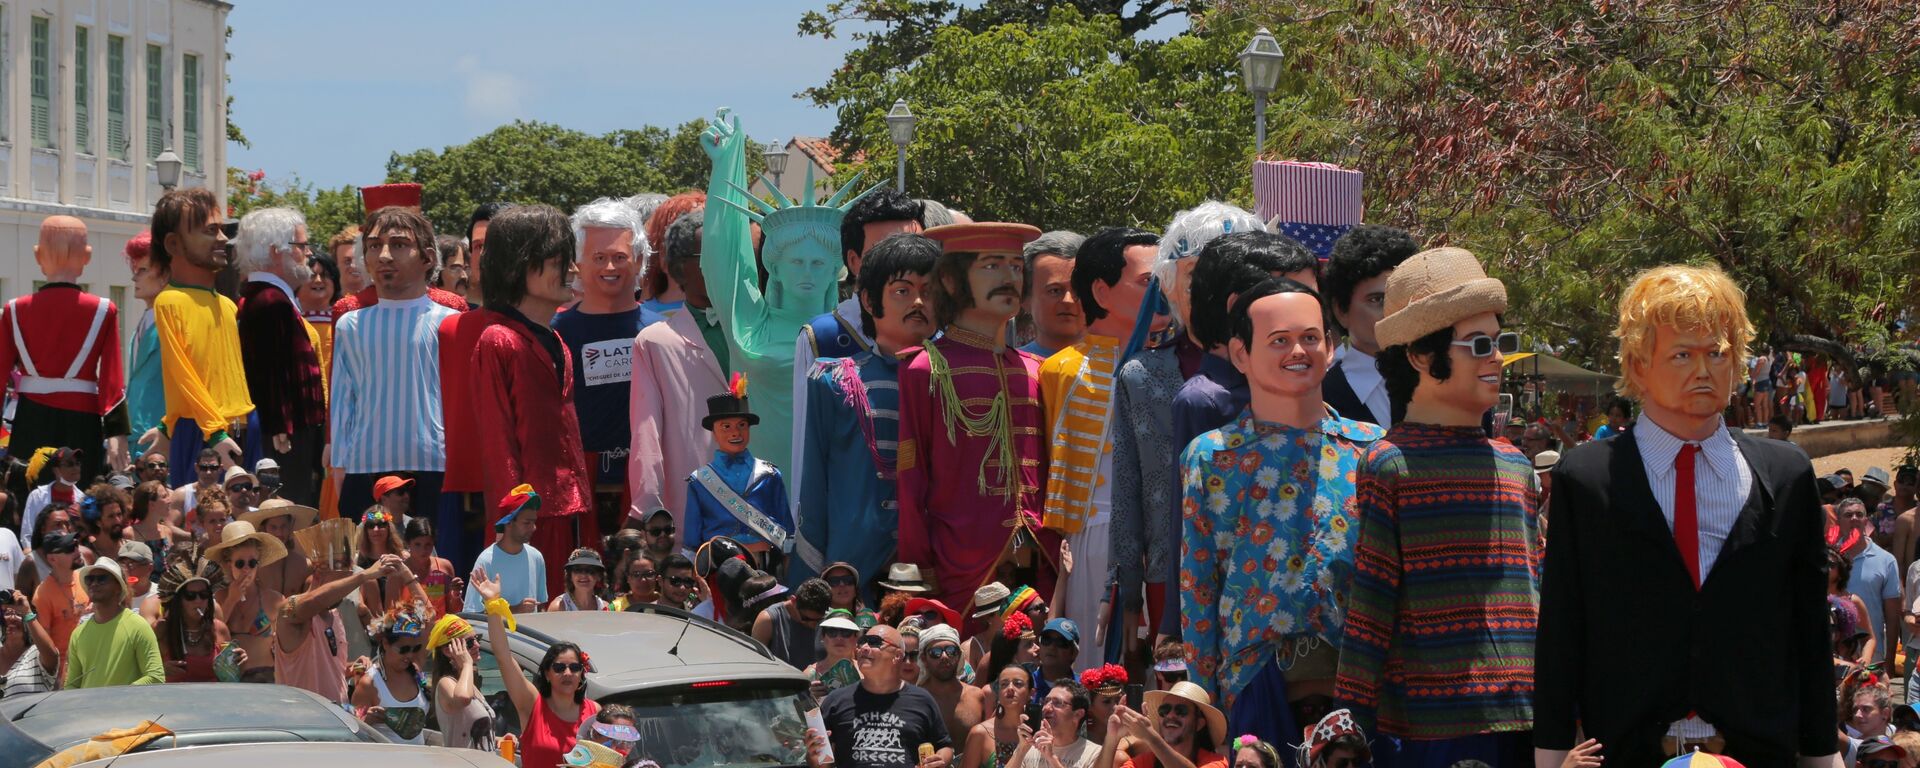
[1238,27,1285,156]
[155,148,184,191]
[761,140,789,196]
[885,99,917,193]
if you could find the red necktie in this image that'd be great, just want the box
[1675,443,1701,589]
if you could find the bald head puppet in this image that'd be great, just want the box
[35,216,91,282]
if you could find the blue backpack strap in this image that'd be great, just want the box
[808,313,863,360]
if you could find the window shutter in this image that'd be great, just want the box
[108,36,126,160]
[75,27,89,153]
[182,54,198,171]
[145,44,162,159]
[31,17,51,149]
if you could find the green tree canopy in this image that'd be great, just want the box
[824,8,1265,232]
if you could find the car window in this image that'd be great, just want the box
[598,685,810,768]
[472,642,521,739]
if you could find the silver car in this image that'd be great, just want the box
[67,742,512,768]
[468,604,814,768]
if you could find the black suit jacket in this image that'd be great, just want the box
[1534,428,1836,766]
[1323,358,1401,427]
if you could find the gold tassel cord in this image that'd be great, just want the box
[920,342,1020,503]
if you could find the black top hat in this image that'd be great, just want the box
[702,393,760,430]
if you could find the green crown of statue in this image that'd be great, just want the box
[716,161,884,235]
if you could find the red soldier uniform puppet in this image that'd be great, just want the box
[0,216,128,486]
[896,223,1060,626]
[471,205,595,590]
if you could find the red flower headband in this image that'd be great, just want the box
[1002,611,1034,640]
[1079,663,1128,691]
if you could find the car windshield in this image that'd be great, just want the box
[599,686,810,768]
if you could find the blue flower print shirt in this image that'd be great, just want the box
[1178,406,1385,712]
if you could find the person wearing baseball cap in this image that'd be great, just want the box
[371,474,415,522]
[1332,247,1540,757]
[116,540,160,620]
[1037,617,1080,685]
[66,557,165,688]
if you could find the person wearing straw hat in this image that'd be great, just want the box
[1332,247,1538,765]
[64,557,164,688]
[1104,681,1227,768]
[962,582,1011,674]
[209,519,289,683]
[897,222,1062,633]
[1535,264,1838,768]
[1177,278,1383,749]
[241,498,318,597]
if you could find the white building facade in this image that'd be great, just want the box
[0,0,228,347]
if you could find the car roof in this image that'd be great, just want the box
[72,742,514,768]
[0,683,376,752]
[477,607,809,695]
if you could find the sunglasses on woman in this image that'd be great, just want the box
[822,627,859,640]
[825,575,857,588]
[180,589,211,601]
[549,661,586,674]
[1450,331,1520,358]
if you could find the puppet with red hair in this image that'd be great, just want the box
[124,232,168,462]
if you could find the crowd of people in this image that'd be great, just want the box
[0,111,1889,768]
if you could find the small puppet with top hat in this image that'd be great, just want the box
[685,373,793,569]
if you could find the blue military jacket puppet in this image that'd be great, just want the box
[686,374,795,559]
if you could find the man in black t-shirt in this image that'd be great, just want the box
[809,625,952,768]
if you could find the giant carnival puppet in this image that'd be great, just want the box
[1105,202,1264,663]
[0,216,128,490]
[699,108,880,471]
[897,222,1060,624]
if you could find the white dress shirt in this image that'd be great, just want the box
[1337,344,1392,427]
[1634,415,1753,740]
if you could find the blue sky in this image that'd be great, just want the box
[225,2,867,190]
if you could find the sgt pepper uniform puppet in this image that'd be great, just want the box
[896,222,1061,624]
[699,107,881,471]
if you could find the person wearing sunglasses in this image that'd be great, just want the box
[174,447,226,531]
[1034,618,1080,692]
[64,557,165,689]
[351,601,433,745]
[806,609,863,699]
[134,454,170,486]
[1334,248,1538,763]
[1105,681,1228,768]
[611,551,660,612]
[153,545,230,683]
[356,508,427,619]
[918,624,988,757]
[473,569,600,768]
[149,189,256,488]
[752,577,831,671]
[805,625,953,768]
[820,562,879,630]
[209,519,289,683]
[0,586,60,697]
[636,508,682,564]
[427,614,497,753]
[30,529,85,655]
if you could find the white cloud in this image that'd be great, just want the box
[455,56,527,122]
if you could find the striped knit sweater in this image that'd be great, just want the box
[1333,422,1540,739]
